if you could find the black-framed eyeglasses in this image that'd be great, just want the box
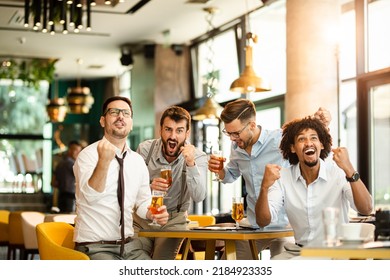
[104,108,132,118]
[222,122,250,139]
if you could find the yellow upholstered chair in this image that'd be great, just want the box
[21,211,45,259]
[188,215,216,227]
[7,211,25,259]
[0,210,10,249]
[36,222,89,260]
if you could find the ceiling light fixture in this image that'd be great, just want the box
[193,7,223,121]
[66,59,94,114]
[47,74,67,123]
[230,1,270,93]
[229,32,270,93]
[23,0,94,34]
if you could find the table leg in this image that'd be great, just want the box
[181,238,192,260]
[224,240,237,260]
[249,240,259,260]
[204,240,216,260]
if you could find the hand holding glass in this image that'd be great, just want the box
[160,166,172,196]
[212,150,224,182]
[148,190,165,227]
[231,197,244,229]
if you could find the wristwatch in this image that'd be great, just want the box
[346,171,360,182]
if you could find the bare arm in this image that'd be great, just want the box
[332,147,373,215]
[255,164,281,227]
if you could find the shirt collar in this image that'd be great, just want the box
[292,158,327,182]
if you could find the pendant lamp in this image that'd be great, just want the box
[47,76,67,122]
[193,7,223,121]
[66,59,94,114]
[230,32,271,93]
[193,97,222,121]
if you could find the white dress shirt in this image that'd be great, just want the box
[268,159,357,245]
[73,138,151,242]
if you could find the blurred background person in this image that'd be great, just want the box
[52,140,83,213]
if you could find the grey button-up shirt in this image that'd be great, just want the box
[136,138,207,213]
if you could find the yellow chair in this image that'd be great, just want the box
[21,211,45,259]
[36,222,89,260]
[0,210,10,248]
[7,211,25,259]
[188,215,216,227]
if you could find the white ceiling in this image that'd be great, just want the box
[0,0,265,80]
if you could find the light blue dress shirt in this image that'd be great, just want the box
[222,126,290,228]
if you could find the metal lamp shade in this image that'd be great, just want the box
[193,97,223,121]
[66,86,94,114]
[46,98,67,123]
[230,45,270,93]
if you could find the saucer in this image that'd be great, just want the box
[340,237,367,243]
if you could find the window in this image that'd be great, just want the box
[340,0,390,210]
[0,80,52,193]
[194,29,240,103]
[367,0,390,72]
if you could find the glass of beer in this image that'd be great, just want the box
[160,165,172,194]
[231,197,244,229]
[148,190,165,227]
[212,150,224,182]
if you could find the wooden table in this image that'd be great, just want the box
[138,227,294,260]
[300,240,390,259]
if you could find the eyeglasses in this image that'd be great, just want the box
[222,122,250,139]
[104,108,132,118]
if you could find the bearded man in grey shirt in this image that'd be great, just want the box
[134,106,207,260]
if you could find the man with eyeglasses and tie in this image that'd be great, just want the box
[208,98,331,259]
[73,96,169,260]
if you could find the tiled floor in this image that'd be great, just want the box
[0,245,269,260]
[0,246,40,260]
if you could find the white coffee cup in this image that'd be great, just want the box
[341,223,362,240]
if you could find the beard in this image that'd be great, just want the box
[162,138,185,158]
[109,128,129,139]
[303,159,318,168]
[236,133,253,150]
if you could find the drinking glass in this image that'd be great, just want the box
[231,197,244,229]
[212,150,224,182]
[160,165,172,196]
[148,190,165,227]
[322,207,340,246]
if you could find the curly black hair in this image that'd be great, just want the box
[280,117,332,165]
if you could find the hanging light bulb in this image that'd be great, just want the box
[66,59,94,114]
[193,7,223,121]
